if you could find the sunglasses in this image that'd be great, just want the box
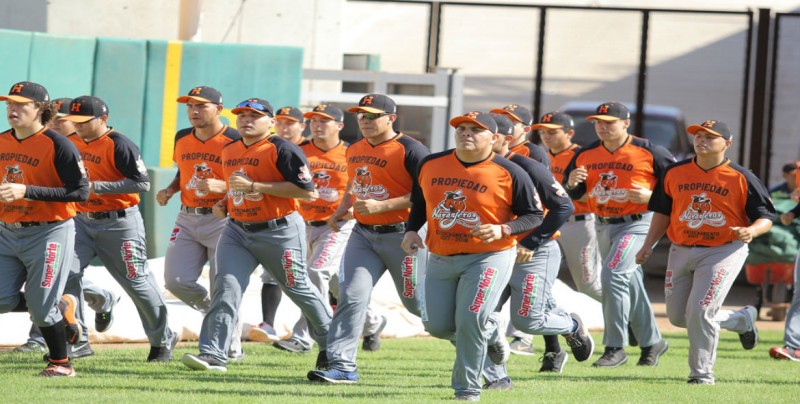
[236,101,273,115]
[357,112,389,121]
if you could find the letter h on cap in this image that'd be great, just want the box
[190,87,203,95]
[598,105,610,114]
[71,103,82,112]
[362,96,374,105]
[11,84,24,93]
[541,114,553,123]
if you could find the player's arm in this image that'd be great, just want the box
[635,212,670,265]
[93,134,150,194]
[473,160,544,243]
[156,172,181,206]
[517,158,574,251]
[236,139,316,199]
[402,159,430,255]
[19,135,89,202]
[358,136,431,215]
[734,168,777,242]
[562,151,587,199]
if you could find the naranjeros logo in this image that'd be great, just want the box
[469,267,497,313]
[312,170,338,202]
[229,168,264,206]
[120,241,140,279]
[589,171,629,204]
[3,164,24,184]
[678,193,726,229]
[187,162,214,197]
[431,190,481,230]
[517,273,539,317]
[402,256,417,298]
[282,250,299,287]
[352,165,389,201]
[41,242,62,288]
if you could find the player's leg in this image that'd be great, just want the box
[776,251,800,357]
[377,231,423,317]
[663,245,694,329]
[559,216,603,301]
[164,213,212,312]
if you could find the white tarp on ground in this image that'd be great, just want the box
[0,257,603,346]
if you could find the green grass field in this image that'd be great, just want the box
[1,331,798,403]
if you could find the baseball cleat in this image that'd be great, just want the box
[482,376,513,390]
[58,294,82,344]
[539,350,568,373]
[509,336,535,356]
[563,313,595,362]
[148,332,178,363]
[14,341,46,353]
[453,395,480,401]
[227,349,246,362]
[637,339,669,366]
[739,305,758,350]
[592,347,628,367]
[769,346,800,361]
[362,315,388,352]
[687,378,715,385]
[43,341,94,361]
[307,368,358,384]
[273,338,311,353]
[38,363,75,377]
[181,353,227,372]
[95,294,120,333]
[249,322,280,343]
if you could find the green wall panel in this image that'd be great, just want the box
[0,29,32,86]
[28,32,94,99]
[141,40,168,167]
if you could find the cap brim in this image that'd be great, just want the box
[347,106,386,114]
[56,112,69,118]
[489,108,524,124]
[531,123,565,130]
[275,115,300,122]
[0,95,35,103]
[586,114,623,122]
[449,116,490,131]
[303,111,337,121]
[176,95,214,104]
[231,106,267,115]
[61,115,96,123]
[686,125,724,138]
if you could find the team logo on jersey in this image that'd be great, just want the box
[517,273,539,317]
[298,165,312,183]
[312,170,338,202]
[120,241,142,279]
[40,242,63,288]
[352,166,389,201]
[469,267,497,313]
[589,171,629,203]
[229,168,264,206]
[679,193,726,229]
[402,255,417,298]
[3,164,23,184]
[431,190,481,230]
[282,250,300,287]
[699,267,730,308]
[187,162,215,197]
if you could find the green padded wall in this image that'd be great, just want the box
[0,29,32,85]
[27,32,95,99]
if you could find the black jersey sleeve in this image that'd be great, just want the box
[399,134,432,181]
[273,137,315,191]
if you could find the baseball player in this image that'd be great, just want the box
[307,94,430,384]
[636,120,773,384]
[62,95,177,362]
[481,113,592,388]
[157,86,245,360]
[15,98,118,357]
[534,111,603,301]
[490,104,550,167]
[272,104,387,354]
[0,81,89,377]
[402,111,543,401]
[181,98,331,372]
[249,105,306,343]
[770,166,800,361]
[563,101,674,368]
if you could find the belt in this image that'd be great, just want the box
[1,220,60,228]
[305,220,328,227]
[596,213,643,224]
[231,217,289,232]
[568,214,593,223]
[359,222,405,234]
[83,209,127,220]
[676,241,732,249]
[181,205,214,215]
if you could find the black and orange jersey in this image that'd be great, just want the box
[67,130,148,212]
[408,150,543,256]
[548,144,591,215]
[346,132,430,225]
[221,135,314,222]
[650,158,776,247]
[563,135,675,217]
[173,126,240,208]
[299,139,349,221]
[0,128,88,222]
[507,152,574,250]
[510,141,550,168]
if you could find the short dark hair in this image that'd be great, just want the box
[36,100,57,126]
[782,162,799,174]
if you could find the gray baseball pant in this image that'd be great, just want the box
[201,211,331,361]
[326,225,422,372]
[597,212,661,348]
[424,248,514,398]
[557,214,603,301]
[785,251,800,349]
[64,206,175,347]
[665,242,751,382]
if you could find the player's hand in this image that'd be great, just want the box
[0,183,26,202]
[327,207,351,232]
[730,226,756,243]
[212,199,228,219]
[401,231,424,255]
[88,181,97,195]
[198,178,227,194]
[353,199,383,215]
[156,188,175,206]
[229,172,255,193]
[635,245,653,265]
[515,246,533,263]
[301,189,320,203]
[471,224,503,243]
[627,183,652,204]
[780,212,796,226]
[567,166,588,189]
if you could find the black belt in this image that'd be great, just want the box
[570,214,592,222]
[2,220,60,228]
[231,217,288,232]
[181,205,214,215]
[676,241,732,249]
[359,222,405,234]
[596,213,642,225]
[83,209,127,220]
[305,220,328,227]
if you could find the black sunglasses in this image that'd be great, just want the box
[357,112,390,120]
